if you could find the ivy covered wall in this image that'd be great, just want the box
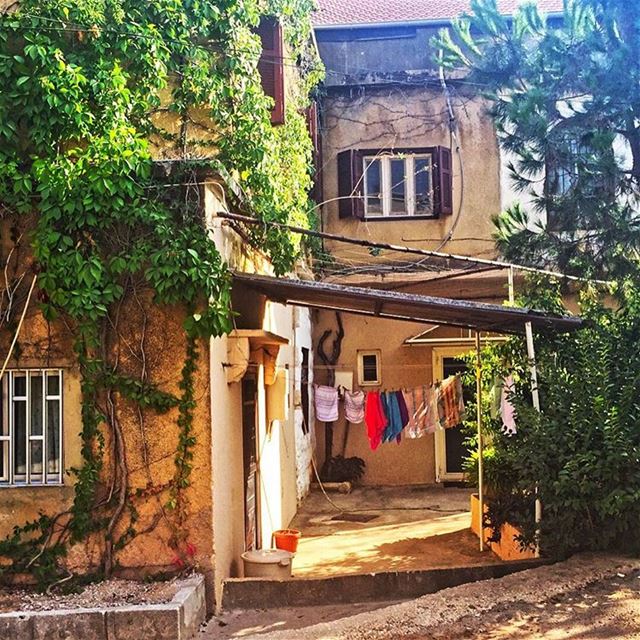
[0,0,321,589]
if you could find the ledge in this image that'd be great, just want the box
[0,574,206,640]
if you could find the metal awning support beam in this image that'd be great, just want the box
[525,321,542,558]
[475,331,484,552]
[233,273,583,335]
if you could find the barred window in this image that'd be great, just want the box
[0,370,63,486]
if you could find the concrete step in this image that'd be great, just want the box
[221,559,549,611]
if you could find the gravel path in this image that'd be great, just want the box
[217,554,640,640]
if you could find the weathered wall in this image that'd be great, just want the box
[320,86,502,259]
[206,188,314,599]
[293,307,315,502]
[313,311,436,485]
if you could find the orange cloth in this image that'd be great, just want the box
[437,375,465,429]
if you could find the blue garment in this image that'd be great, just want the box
[381,391,403,443]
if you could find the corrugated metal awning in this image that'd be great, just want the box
[233,272,582,334]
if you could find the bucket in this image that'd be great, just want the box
[241,549,294,579]
[273,528,301,553]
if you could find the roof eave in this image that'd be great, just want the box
[312,11,564,31]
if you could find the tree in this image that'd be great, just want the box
[439,0,640,279]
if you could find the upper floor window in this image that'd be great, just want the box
[337,147,452,219]
[257,17,285,125]
[0,369,63,486]
[545,133,616,229]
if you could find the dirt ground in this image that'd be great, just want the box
[202,554,640,640]
[290,486,499,578]
[427,570,640,640]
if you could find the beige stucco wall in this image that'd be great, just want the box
[314,86,509,485]
[313,312,436,485]
[320,87,502,261]
[206,187,315,603]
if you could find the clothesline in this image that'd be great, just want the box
[314,375,466,451]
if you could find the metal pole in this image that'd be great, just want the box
[475,330,484,552]
[508,267,515,304]
[525,321,542,557]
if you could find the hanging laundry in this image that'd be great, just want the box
[396,390,409,429]
[500,375,517,435]
[403,385,439,438]
[437,375,465,429]
[344,389,365,424]
[383,391,404,443]
[489,376,502,420]
[314,384,339,422]
[364,391,387,451]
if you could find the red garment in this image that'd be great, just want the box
[365,391,387,450]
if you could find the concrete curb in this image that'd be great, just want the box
[0,574,206,640]
[221,558,548,610]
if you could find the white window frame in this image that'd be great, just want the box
[363,153,434,218]
[357,350,381,387]
[0,369,63,487]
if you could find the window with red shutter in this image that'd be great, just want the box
[337,149,364,218]
[434,146,453,216]
[257,17,285,125]
[337,147,453,219]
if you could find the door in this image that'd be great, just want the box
[241,376,259,551]
[432,348,472,482]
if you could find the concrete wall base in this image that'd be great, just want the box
[0,575,206,640]
[221,560,550,610]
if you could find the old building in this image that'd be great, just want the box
[310,0,563,485]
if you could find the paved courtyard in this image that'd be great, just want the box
[288,485,500,578]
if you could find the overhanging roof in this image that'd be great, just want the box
[233,273,582,334]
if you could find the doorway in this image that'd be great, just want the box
[432,347,472,482]
[241,376,259,551]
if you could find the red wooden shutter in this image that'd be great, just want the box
[337,150,364,218]
[434,146,453,216]
[257,18,285,125]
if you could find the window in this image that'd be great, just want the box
[362,153,434,218]
[0,370,63,486]
[357,350,381,386]
[545,134,616,230]
[256,17,285,125]
[337,147,452,219]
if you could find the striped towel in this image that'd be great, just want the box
[344,390,365,424]
[314,384,339,422]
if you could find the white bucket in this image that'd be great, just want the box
[241,549,294,579]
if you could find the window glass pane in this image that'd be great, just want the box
[415,157,433,215]
[364,158,382,216]
[362,354,379,382]
[390,158,406,214]
[47,373,60,396]
[13,374,26,397]
[13,401,26,478]
[30,440,43,481]
[47,399,60,475]
[30,373,43,436]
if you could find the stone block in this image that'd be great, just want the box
[32,609,105,640]
[106,605,180,640]
[0,612,33,640]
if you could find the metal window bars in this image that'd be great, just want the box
[0,369,63,486]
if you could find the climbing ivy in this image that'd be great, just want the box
[0,0,321,586]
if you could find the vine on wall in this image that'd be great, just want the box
[0,0,321,587]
